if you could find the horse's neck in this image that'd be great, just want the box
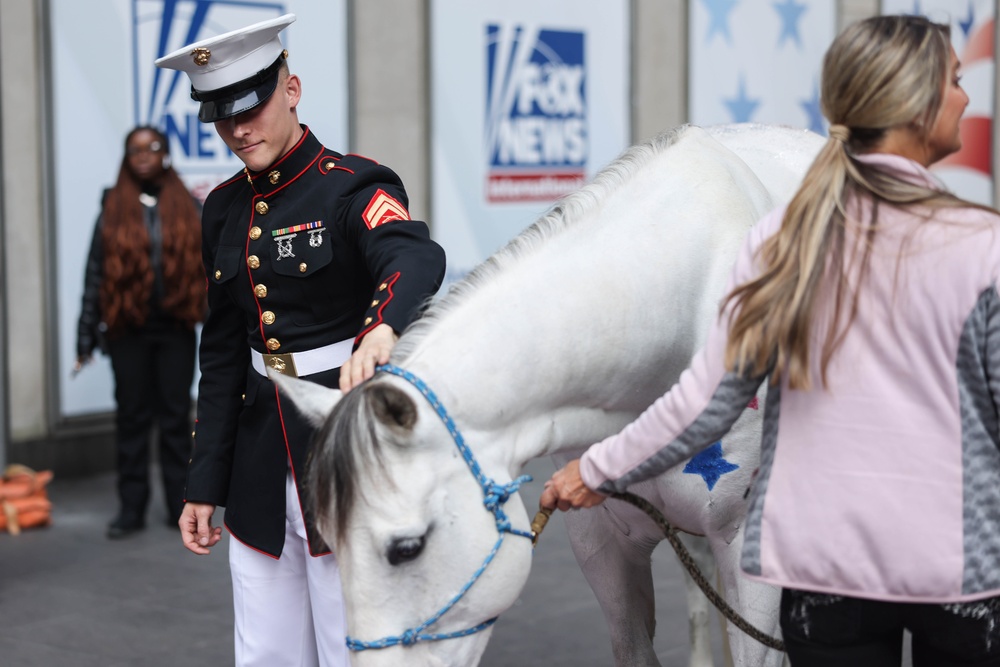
[400,126,794,466]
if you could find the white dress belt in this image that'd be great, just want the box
[250,338,354,378]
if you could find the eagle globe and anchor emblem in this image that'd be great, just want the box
[191,47,211,66]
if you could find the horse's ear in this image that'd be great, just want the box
[268,370,343,427]
[368,384,417,431]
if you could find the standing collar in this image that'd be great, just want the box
[245,125,324,196]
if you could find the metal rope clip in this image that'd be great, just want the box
[530,505,554,546]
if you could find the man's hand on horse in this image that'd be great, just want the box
[340,323,398,393]
[541,459,607,511]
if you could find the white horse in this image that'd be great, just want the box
[274,123,823,667]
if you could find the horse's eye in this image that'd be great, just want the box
[387,536,426,566]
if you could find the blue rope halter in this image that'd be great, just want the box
[346,364,534,651]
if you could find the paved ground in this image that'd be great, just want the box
[0,457,739,666]
[0,458,911,666]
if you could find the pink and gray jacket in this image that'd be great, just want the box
[580,153,1000,603]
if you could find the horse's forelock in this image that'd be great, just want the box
[308,382,386,543]
[390,126,688,363]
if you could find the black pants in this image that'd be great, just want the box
[108,327,195,525]
[781,588,1000,666]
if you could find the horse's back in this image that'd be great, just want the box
[598,123,823,263]
[706,123,824,204]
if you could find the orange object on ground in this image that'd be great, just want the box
[0,464,53,535]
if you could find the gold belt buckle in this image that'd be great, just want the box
[262,352,298,378]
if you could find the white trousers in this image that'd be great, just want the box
[229,471,349,667]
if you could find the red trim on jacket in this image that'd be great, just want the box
[318,155,354,175]
[259,148,324,196]
[272,382,333,558]
[242,202,269,345]
[211,171,247,193]
[224,522,280,560]
[244,147,325,347]
[345,153,379,166]
[246,127,311,181]
[354,271,400,346]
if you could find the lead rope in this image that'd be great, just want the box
[347,365,534,651]
[531,493,786,652]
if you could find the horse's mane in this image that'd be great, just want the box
[311,126,690,540]
[310,381,387,543]
[391,126,688,363]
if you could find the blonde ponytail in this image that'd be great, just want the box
[724,138,853,388]
[722,15,971,389]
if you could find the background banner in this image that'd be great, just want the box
[689,0,836,133]
[430,0,630,286]
[50,0,348,417]
[881,0,995,205]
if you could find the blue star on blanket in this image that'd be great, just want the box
[683,442,739,491]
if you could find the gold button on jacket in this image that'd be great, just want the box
[255,201,269,215]
[247,255,260,269]
[249,226,262,240]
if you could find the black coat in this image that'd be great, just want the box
[189,127,446,557]
[76,189,200,357]
[77,210,108,359]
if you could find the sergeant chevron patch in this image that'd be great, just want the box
[363,189,410,230]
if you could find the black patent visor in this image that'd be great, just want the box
[191,54,283,123]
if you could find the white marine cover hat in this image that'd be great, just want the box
[155,13,296,123]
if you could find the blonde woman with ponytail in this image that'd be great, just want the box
[543,15,1000,665]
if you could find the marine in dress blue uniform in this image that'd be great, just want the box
[194,126,443,556]
[156,13,445,667]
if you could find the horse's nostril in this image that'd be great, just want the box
[387,535,426,566]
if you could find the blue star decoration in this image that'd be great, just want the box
[702,0,739,45]
[723,74,760,123]
[800,81,825,134]
[773,0,807,48]
[683,442,740,491]
[959,2,975,39]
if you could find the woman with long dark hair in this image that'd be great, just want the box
[76,126,205,539]
[543,15,1000,665]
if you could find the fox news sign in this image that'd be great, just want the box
[432,1,629,284]
[48,0,347,417]
[485,25,588,203]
